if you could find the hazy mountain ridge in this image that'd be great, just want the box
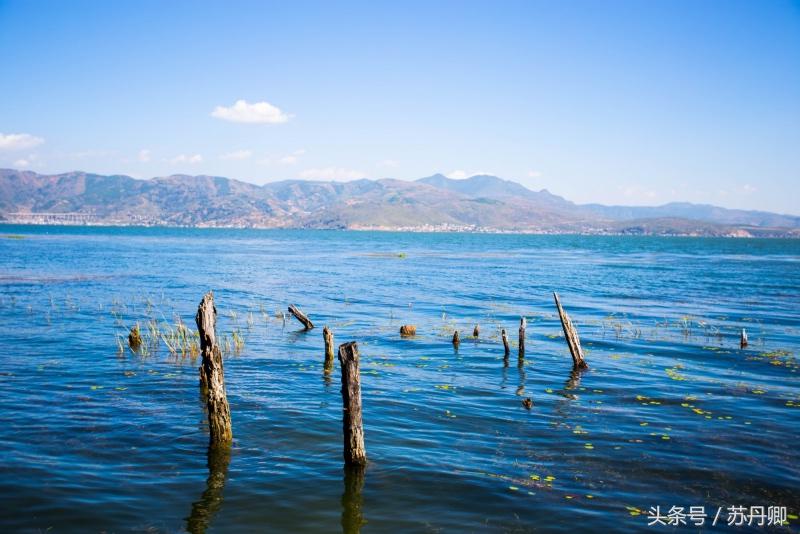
[1,169,797,236]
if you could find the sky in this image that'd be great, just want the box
[1,0,798,213]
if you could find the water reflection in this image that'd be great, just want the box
[516,358,526,396]
[341,465,366,534]
[563,367,585,399]
[186,444,231,534]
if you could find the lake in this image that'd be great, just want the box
[0,226,798,532]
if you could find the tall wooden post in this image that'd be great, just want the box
[324,326,335,374]
[196,292,233,444]
[338,342,367,466]
[740,328,748,348]
[473,324,480,338]
[554,292,588,369]
[501,328,510,356]
[518,317,526,359]
[452,330,460,348]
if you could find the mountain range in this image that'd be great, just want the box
[1,169,798,237]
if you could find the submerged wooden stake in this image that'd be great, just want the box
[518,317,526,358]
[338,342,367,466]
[128,323,142,351]
[196,291,233,444]
[400,324,416,336]
[324,326,335,368]
[553,292,588,369]
[501,328,510,356]
[288,304,314,330]
[740,328,748,349]
[452,330,460,347]
[473,325,480,338]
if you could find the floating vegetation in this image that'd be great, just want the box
[665,365,688,381]
[746,349,798,371]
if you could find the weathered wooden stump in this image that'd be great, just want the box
[128,323,142,351]
[399,324,416,336]
[740,328,748,348]
[518,317,526,359]
[522,398,533,410]
[452,330,460,348]
[196,292,233,444]
[473,324,480,338]
[553,292,588,369]
[288,304,314,330]
[338,342,367,466]
[501,328,510,357]
[324,326,335,374]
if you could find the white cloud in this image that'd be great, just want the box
[527,170,542,178]
[0,133,44,151]
[741,184,757,194]
[211,99,291,124]
[279,149,306,165]
[138,149,151,163]
[299,167,366,181]
[220,149,253,161]
[13,159,30,167]
[171,153,203,164]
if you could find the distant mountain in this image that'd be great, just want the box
[581,201,800,229]
[417,173,574,209]
[1,168,797,237]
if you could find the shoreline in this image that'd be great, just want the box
[2,221,798,239]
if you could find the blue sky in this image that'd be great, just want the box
[1,0,798,213]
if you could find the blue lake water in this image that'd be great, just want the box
[0,226,798,532]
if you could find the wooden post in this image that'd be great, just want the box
[452,330,460,348]
[324,326,335,373]
[196,292,233,444]
[501,328,510,357]
[399,325,416,336]
[740,328,748,348]
[288,304,314,330]
[518,317,526,359]
[473,324,480,338]
[338,342,367,466]
[553,292,588,369]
